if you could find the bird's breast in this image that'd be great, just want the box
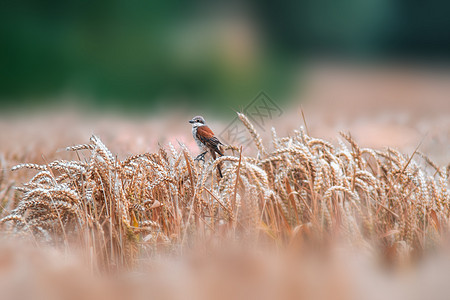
[192,127,204,148]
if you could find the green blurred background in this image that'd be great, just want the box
[1,0,449,114]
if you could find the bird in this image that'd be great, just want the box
[189,115,224,177]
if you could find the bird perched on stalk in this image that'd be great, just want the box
[189,115,224,177]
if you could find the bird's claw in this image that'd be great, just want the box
[195,153,206,162]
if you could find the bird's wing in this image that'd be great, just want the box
[196,126,223,152]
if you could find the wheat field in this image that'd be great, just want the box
[0,112,449,299]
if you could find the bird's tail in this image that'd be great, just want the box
[211,150,223,178]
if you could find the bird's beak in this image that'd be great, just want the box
[189,120,194,124]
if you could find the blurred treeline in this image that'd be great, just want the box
[1,0,449,113]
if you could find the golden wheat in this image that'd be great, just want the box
[0,113,448,271]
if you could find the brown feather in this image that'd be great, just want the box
[196,126,215,138]
[196,126,223,156]
[196,126,223,177]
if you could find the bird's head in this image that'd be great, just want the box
[189,116,206,127]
